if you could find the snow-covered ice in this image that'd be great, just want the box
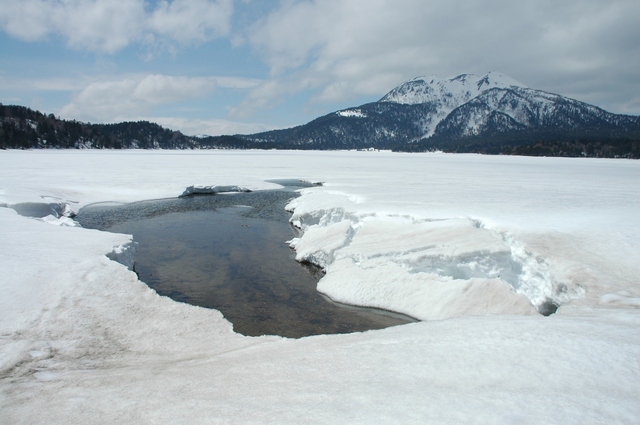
[1,149,639,423]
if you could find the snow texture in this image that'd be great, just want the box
[379,71,527,137]
[380,71,527,106]
[1,150,639,424]
[434,85,635,138]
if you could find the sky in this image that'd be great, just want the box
[1,0,639,136]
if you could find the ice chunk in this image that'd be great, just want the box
[179,185,252,197]
[106,241,138,271]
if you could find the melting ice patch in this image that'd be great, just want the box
[501,233,583,314]
[287,196,585,318]
[106,241,138,271]
[405,251,522,283]
[9,201,77,219]
[6,201,80,227]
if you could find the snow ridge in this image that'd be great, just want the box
[285,195,553,320]
[434,85,633,138]
[286,191,594,318]
[378,71,527,137]
[380,71,527,106]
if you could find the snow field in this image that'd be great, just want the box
[1,149,639,423]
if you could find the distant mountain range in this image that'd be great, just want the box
[2,72,639,158]
[236,72,640,156]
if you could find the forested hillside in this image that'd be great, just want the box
[2,103,638,158]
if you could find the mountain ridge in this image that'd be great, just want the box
[1,71,639,158]
[378,72,528,137]
[239,71,640,156]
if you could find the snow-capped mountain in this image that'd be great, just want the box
[5,73,638,157]
[239,71,640,156]
[433,85,639,139]
[379,72,527,137]
[380,71,527,105]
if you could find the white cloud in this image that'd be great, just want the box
[0,0,234,53]
[58,74,263,124]
[132,75,216,105]
[214,76,262,90]
[2,0,639,122]
[227,72,340,119]
[0,0,145,53]
[60,78,147,121]
[0,0,53,41]
[0,76,90,92]
[61,0,146,53]
[152,116,274,136]
[241,0,640,115]
[149,0,233,43]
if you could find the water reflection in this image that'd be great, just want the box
[77,189,414,338]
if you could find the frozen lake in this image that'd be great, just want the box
[1,150,638,424]
[76,189,412,338]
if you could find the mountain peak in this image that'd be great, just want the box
[380,71,526,106]
[378,72,527,137]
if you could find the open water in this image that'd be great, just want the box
[76,182,413,338]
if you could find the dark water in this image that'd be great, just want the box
[77,187,413,338]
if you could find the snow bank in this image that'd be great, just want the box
[0,207,261,378]
[288,205,537,319]
[283,153,640,318]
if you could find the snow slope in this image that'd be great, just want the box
[434,85,639,138]
[379,71,527,137]
[1,150,639,423]
[380,71,527,106]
